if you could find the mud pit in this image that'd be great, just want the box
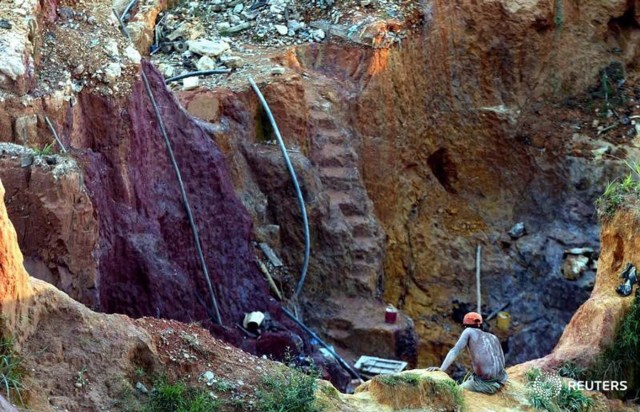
[2,0,640,389]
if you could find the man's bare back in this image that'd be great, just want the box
[458,328,505,379]
[427,313,508,394]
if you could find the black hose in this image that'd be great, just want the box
[248,77,310,301]
[282,307,364,382]
[165,70,231,84]
[140,64,223,325]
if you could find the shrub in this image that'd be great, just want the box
[0,338,24,405]
[596,162,640,219]
[254,366,322,412]
[143,378,220,412]
[584,292,640,400]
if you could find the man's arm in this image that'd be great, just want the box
[427,328,471,372]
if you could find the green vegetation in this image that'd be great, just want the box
[32,142,54,156]
[557,361,588,381]
[433,379,464,410]
[76,366,88,388]
[595,162,640,218]
[0,338,25,405]
[526,368,593,412]
[378,373,421,386]
[377,373,464,411]
[254,366,322,412]
[582,292,640,400]
[142,378,221,412]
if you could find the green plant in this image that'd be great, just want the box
[255,365,322,412]
[76,366,88,388]
[435,379,464,410]
[526,368,593,412]
[558,361,587,381]
[377,373,464,410]
[0,338,24,405]
[142,378,221,412]
[378,373,421,386]
[584,292,640,400]
[595,162,640,219]
[32,142,54,156]
[211,378,234,393]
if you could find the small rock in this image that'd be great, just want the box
[562,255,590,281]
[507,222,526,239]
[227,22,251,33]
[124,46,141,64]
[275,24,288,35]
[233,3,244,13]
[310,28,325,41]
[20,155,34,168]
[288,20,304,32]
[360,0,372,5]
[103,63,122,83]
[182,76,199,91]
[58,7,74,19]
[201,371,215,383]
[74,382,83,388]
[0,19,11,29]
[158,63,175,78]
[196,55,216,71]
[73,64,85,77]
[220,55,243,68]
[217,22,231,31]
[104,39,120,57]
[271,66,285,75]
[242,10,259,20]
[135,382,149,394]
[86,16,97,25]
[187,39,230,57]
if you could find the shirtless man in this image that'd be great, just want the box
[426,312,508,394]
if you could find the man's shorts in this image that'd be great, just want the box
[460,370,508,394]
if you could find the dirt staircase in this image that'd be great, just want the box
[306,86,385,297]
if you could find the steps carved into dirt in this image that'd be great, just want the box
[305,80,385,298]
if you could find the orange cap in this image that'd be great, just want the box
[463,312,483,326]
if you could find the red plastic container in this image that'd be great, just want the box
[385,307,398,324]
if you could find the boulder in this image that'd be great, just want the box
[187,39,230,57]
[561,254,590,280]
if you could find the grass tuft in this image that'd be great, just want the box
[595,162,640,219]
[255,365,322,412]
[142,377,221,412]
[32,142,54,156]
[377,373,421,386]
[0,338,25,405]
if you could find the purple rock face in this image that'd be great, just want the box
[78,63,283,334]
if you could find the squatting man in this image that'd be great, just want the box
[427,312,508,394]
